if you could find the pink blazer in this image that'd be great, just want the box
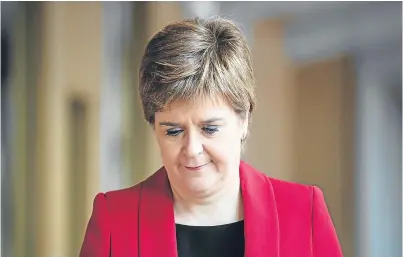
[80,161,343,257]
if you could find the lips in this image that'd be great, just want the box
[185,161,211,170]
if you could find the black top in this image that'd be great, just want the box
[176,220,245,257]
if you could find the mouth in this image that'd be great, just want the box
[185,161,211,171]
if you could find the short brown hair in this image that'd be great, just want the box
[139,17,256,126]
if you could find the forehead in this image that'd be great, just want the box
[156,96,235,119]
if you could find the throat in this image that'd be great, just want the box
[173,182,244,226]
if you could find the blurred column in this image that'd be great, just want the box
[9,4,29,257]
[35,2,102,257]
[246,19,297,181]
[100,2,133,192]
[355,52,402,257]
[182,1,220,19]
[1,5,17,257]
[293,56,356,257]
[5,3,42,257]
[122,2,183,184]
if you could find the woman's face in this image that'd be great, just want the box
[153,96,248,197]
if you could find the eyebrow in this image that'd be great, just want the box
[201,117,224,124]
[159,121,180,127]
[159,117,224,127]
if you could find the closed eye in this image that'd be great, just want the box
[166,128,183,137]
[202,126,219,135]
[166,126,220,137]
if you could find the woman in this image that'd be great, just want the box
[80,17,343,257]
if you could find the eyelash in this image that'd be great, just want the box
[166,126,219,137]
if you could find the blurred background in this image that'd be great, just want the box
[1,1,401,257]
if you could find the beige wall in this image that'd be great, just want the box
[294,56,356,257]
[34,2,102,257]
[245,19,297,181]
[248,18,356,257]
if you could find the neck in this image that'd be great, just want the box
[172,175,243,226]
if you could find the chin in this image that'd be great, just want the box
[187,183,210,194]
[184,176,219,195]
[167,166,222,194]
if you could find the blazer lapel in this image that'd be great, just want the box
[138,168,178,257]
[240,161,280,257]
[138,162,280,257]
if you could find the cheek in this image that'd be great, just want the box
[157,138,182,164]
[207,132,242,163]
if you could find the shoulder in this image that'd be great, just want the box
[268,176,315,201]
[241,161,318,208]
[267,176,322,216]
[241,160,316,196]
[104,184,141,207]
[100,167,167,212]
[89,184,143,221]
[242,162,327,224]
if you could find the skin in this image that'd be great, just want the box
[153,96,248,226]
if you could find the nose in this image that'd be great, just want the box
[183,130,204,159]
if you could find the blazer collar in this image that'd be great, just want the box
[138,161,279,257]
